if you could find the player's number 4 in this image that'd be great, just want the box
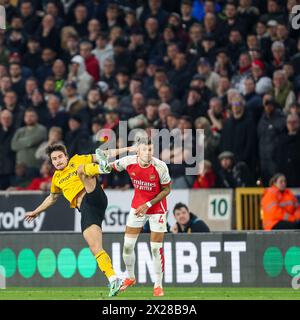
[158,215,164,224]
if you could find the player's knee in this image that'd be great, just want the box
[123,243,133,255]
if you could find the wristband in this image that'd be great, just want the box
[146,201,152,208]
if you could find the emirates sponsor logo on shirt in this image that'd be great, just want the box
[132,179,156,191]
[149,174,156,181]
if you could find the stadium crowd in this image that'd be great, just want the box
[0,0,300,191]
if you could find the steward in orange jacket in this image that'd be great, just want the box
[261,184,300,230]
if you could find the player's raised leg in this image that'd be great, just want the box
[77,165,122,297]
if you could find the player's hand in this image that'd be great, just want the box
[24,211,40,223]
[128,144,137,153]
[135,204,148,217]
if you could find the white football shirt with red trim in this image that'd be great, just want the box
[112,155,171,214]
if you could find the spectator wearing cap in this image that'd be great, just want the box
[1,90,24,130]
[79,87,104,130]
[35,14,60,52]
[113,37,134,75]
[271,70,296,114]
[190,73,213,105]
[68,55,93,97]
[220,94,257,171]
[65,114,91,157]
[140,0,169,30]
[183,86,207,119]
[251,59,272,95]
[71,4,89,38]
[198,33,217,65]
[19,0,41,35]
[62,80,86,116]
[257,94,285,185]
[79,41,100,82]
[180,0,197,32]
[92,33,114,72]
[22,37,43,73]
[11,108,47,172]
[216,151,253,188]
[45,94,69,133]
[197,57,220,94]
[0,110,15,190]
[273,114,300,187]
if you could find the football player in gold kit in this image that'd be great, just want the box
[24,144,133,297]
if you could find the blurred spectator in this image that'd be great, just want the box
[65,115,90,157]
[251,59,272,95]
[0,110,15,190]
[220,94,257,170]
[19,0,41,35]
[11,108,47,172]
[79,41,100,82]
[192,160,216,189]
[67,55,93,97]
[36,48,57,84]
[216,151,253,188]
[0,75,12,105]
[62,81,86,116]
[243,76,263,123]
[9,62,25,98]
[271,70,296,114]
[197,57,220,94]
[44,95,69,133]
[207,97,226,132]
[181,0,197,32]
[71,3,89,38]
[1,90,24,129]
[183,86,207,119]
[170,202,210,233]
[10,160,53,192]
[274,113,300,187]
[35,127,63,162]
[257,95,285,186]
[8,163,32,189]
[92,33,114,72]
[51,59,67,92]
[261,173,300,230]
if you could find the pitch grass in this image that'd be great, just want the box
[1,287,300,300]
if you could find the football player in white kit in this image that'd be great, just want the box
[95,137,171,297]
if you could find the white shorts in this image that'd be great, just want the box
[126,208,167,233]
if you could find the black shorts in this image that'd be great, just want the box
[79,179,108,232]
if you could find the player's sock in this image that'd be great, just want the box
[83,163,100,176]
[150,242,164,288]
[95,250,117,283]
[122,236,138,279]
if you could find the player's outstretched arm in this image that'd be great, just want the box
[24,193,60,222]
[135,184,171,217]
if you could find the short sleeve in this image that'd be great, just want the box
[74,154,93,165]
[50,177,61,194]
[156,161,171,186]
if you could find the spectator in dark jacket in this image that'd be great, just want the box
[64,115,91,157]
[170,202,210,233]
[274,113,300,187]
[257,95,286,185]
[0,110,15,189]
[220,93,257,170]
